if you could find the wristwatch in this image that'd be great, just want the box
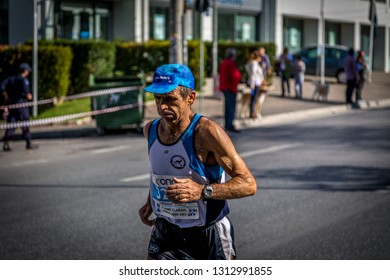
[202,184,213,199]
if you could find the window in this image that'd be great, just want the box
[218,13,235,41]
[218,13,256,42]
[150,7,169,40]
[0,0,8,44]
[325,22,341,46]
[56,2,111,40]
[236,15,255,42]
[283,18,303,53]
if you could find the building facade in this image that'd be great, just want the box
[1,0,389,71]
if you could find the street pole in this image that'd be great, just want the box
[169,0,183,64]
[320,0,325,86]
[33,0,39,117]
[212,0,218,77]
[368,20,374,83]
[368,0,375,83]
[199,10,204,114]
[183,4,188,65]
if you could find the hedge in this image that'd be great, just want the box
[0,44,72,101]
[115,40,208,90]
[37,39,116,95]
[116,40,275,88]
[1,40,276,102]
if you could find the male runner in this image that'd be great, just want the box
[138,64,257,260]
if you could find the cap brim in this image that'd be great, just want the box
[144,83,178,94]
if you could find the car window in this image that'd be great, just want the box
[328,48,338,59]
[307,48,317,59]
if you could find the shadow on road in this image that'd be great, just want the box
[252,165,390,192]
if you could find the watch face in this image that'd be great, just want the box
[203,185,213,198]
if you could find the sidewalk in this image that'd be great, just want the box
[144,72,390,129]
[24,72,390,138]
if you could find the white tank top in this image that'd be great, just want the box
[148,114,229,228]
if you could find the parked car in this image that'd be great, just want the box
[292,45,349,83]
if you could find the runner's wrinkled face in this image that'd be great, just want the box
[154,87,194,123]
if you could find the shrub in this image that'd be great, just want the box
[0,44,72,101]
[38,39,116,94]
[115,40,206,90]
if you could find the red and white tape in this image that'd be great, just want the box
[0,103,141,130]
[0,85,143,129]
[0,86,140,110]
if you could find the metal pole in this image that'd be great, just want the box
[183,3,188,65]
[212,0,218,77]
[199,10,204,114]
[368,1,375,83]
[33,0,39,117]
[320,0,325,86]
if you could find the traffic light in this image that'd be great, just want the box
[195,0,209,12]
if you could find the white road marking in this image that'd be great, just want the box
[120,173,150,182]
[12,159,50,167]
[120,143,300,183]
[240,143,302,158]
[90,145,129,154]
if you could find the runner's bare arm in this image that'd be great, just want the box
[198,118,257,199]
[166,117,257,202]
[138,121,155,226]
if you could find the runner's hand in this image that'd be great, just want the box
[139,202,155,226]
[166,177,203,203]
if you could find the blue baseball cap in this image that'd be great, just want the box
[144,64,195,94]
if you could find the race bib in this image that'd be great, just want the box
[151,174,200,220]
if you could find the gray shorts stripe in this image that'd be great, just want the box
[215,216,236,260]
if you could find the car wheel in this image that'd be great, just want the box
[336,70,346,84]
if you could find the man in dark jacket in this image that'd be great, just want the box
[2,63,38,151]
[343,48,357,104]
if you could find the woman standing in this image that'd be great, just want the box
[245,50,264,119]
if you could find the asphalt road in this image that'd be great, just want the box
[0,108,389,260]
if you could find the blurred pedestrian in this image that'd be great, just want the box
[245,49,264,118]
[258,46,271,76]
[343,48,357,104]
[293,55,306,99]
[2,63,38,151]
[1,76,11,120]
[355,50,368,103]
[276,47,292,97]
[219,48,241,132]
[139,63,256,259]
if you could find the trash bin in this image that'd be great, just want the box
[90,75,145,134]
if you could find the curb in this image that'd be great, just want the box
[235,98,390,129]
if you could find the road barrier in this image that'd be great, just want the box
[0,86,143,130]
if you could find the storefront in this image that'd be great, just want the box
[55,1,112,40]
[149,0,262,42]
[3,0,390,72]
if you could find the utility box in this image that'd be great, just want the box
[90,75,145,134]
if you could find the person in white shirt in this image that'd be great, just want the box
[245,50,264,118]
